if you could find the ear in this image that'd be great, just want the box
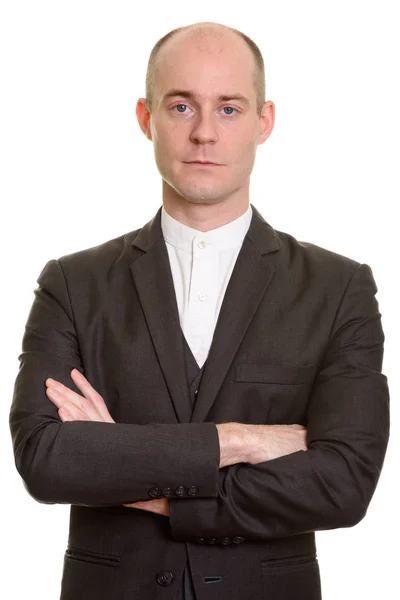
[257,100,275,145]
[136,98,152,141]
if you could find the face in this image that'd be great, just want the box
[137,30,274,207]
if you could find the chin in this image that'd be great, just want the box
[173,181,226,203]
[180,191,226,204]
[162,169,236,204]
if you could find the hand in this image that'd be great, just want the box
[123,498,170,517]
[216,422,307,467]
[45,369,115,423]
[46,369,168,516]
[242,423,308,465]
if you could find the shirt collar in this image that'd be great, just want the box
[161,204,253,253]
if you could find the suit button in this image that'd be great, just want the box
[232,536,244,544]
[194,389,199,396]
[195,537,205,543]
[220,537,232,545]
[208,537,218,544]
[148,487,161,498]
[187,485,198,496]
[156,570,174,586]
[162,487,173,497]
[175,485,185,496]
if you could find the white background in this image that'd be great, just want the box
[1,1,398,598]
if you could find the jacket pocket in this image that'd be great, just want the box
[261,553,321,600]
[235,363,317,385]
[261,552,317,571]
[61,547,120,600]
[65,546,120,567]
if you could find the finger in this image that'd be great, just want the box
[125,500,169,516]
[45,379,93,412]
[46,374,114,423]
[123,502,150,510]
[124,501,153,511]
[57,397,95,422]
[70,370,114,422]
[46,384,100,421]
[70,370,104,404]
[46,376,93,411]
[46,385,64,410]
[47,387,90,421]
[58,406,73,422]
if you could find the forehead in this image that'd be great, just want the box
[154,31,256,100]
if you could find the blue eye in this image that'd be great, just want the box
[172,104,237,116]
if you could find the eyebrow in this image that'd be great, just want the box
[162,89,250,106]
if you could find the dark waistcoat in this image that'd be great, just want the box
[176,331,207,600]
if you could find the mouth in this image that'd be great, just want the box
[184,161,221,166]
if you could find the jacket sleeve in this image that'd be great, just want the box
[168,262,390,542]
[9,258,220,506]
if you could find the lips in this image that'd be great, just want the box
[186,161,220,165]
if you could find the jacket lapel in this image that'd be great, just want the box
[129,210,192,424]
[129,204,280,424]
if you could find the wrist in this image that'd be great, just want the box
[216,422,251,468]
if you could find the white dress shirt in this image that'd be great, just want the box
[161,204,253,368]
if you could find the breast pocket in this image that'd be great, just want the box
[235,363,317,385]
[234,363,317,424]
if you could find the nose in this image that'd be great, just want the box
[189,110,218,145]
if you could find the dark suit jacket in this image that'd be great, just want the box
[9,204,390,600]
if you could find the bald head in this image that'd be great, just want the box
[145,22,266,117]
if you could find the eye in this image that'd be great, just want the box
[172,104,190,114]
[170,104,238,117]
[222,106,237,116]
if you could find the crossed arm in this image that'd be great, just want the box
[10,258,389,541]
[45,368,307,517]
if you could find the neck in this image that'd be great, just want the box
[162,182,250,232]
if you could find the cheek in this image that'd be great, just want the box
[229,136,257,166]
[225,124,257,151]
[153,118,180,141]
[154,126,183,159]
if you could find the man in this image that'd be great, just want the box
[9,21,389,600]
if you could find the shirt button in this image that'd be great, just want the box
[198,293,208,302]
[197,240,207,249]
